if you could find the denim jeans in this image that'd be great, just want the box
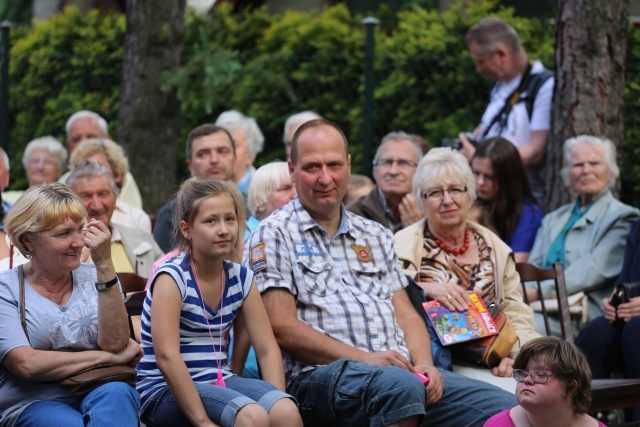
[141,375,294,427]
[289,358,517,427]
[288,359,427,427]
[16,382,140,427]
[423,367,517,426]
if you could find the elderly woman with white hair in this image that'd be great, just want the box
[246,161,296,231]
[394,147,539,392]
[528,135,640,334]
[215,110,265,197]
[282,111,322,160]
[23,136,67,187]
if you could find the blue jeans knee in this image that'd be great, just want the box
[289,359,426,427]
[82,382,140,426]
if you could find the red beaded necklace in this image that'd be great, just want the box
[433,226,470,256]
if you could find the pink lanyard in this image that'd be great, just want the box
[190,256,226,387]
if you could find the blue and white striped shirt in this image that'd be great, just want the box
[136,252,253,409]
[243,198,409,383]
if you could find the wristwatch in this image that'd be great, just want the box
[95,276,119,291]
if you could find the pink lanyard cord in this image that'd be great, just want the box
[190,255,226,387]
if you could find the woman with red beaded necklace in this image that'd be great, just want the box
[394,147,539,393]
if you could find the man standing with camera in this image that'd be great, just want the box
[459,17,554,202]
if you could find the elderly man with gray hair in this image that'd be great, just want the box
[215,110,264,197]
[63,110,143,209]
[67,159,163,278]
[348,131,424,232]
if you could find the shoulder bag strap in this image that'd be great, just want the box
[479,61,534,141]
[127,312,135,341]
[18,265,31,344]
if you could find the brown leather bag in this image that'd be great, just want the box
[450,308,518,369]
[59,364,136,396]
[19,265,137,397]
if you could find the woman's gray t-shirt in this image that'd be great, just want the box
[0,263,101,427]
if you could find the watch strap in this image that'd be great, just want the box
[95,276,119,291]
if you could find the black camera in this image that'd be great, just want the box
[441,132,476,150]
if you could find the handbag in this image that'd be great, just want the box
[59,363,136,396]
[19,265,137,397]
[450,305,518,369]
[610,282,640,330]
[610,282,640,307]
[529,291,589,325]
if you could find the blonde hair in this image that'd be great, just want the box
[247,162,290,216]
[5,182,86,257]
[69,138,129,187]
[173,178,246,263]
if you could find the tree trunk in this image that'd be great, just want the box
[118,0,185,214]
[546,0,629,211]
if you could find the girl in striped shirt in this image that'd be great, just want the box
[137,178,301,427]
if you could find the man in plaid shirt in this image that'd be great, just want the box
[244,119,515,426]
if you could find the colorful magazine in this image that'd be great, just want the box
[423,292,499,346]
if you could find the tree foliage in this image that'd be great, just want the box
[6,1,640,209]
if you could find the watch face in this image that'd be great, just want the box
[95,277,118,291]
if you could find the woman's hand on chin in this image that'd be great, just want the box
[423,281,470,311]
[83,218,112,266]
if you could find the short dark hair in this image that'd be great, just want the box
[185,124,235,161]
[290,119,348,164]
[514,337,592,414]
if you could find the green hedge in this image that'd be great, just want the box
[5,1,639,207]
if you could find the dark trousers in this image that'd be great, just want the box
[576,316,640,421]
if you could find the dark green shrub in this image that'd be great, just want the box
[5,1,638,209]
[8,6,125,189]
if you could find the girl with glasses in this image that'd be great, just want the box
[485,336,605,426]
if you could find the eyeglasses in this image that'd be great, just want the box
[28,157,58,167]
[373,158,418,169]
[421,185,467,201]
[512,369,554,384]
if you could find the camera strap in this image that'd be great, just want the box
[479,61,534,141]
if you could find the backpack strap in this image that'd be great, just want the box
[521,69,554,119]
[479,62,533,141]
